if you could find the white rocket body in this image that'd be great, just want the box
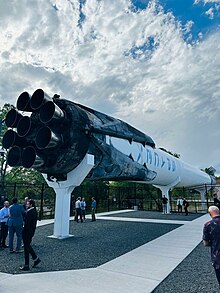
[108,136,212,188]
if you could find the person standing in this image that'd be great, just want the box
[91,197,97,221]
[8,197,25,253]
[80,198,86,222]
[23,197,29,211]
[75,197,83,223]
[20,199,41,271]
[183,198,189,216]
[162,195,168,214]
[177,197,183,213]
[203,206,220,288]
[0,201,10,249]
[214,194,220,209]
[0,196,5,209]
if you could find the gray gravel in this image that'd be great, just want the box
[152,242,219,293]
[107,210,203,221]
[0,219,179,274]
[1,211,217,293]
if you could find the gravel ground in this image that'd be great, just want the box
[152,242,219,293]
[1,212,216,293]
[0,219,180,274]
[107,210,203,221]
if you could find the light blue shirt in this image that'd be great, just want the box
[92,200,96,209]
[80,201,86,210]
[0,207,10,223]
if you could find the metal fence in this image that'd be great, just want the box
[0,182,218,219]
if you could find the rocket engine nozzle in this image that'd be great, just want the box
[5,109,23,128]
[30,89,52,110]
[2,129,26,149]
[39,101,65,124]
[7,146,22,167]
[36,126,62,149]
[22,146,44,168]
[17,116,36,137]
[17,92,33,112]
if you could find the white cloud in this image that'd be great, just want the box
[0,0,219,173]
[206,7,215,18]
[194,0,220,18]
[194,0,220,3]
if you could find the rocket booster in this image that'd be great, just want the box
[2,89,214,188]
[108,137,214,187]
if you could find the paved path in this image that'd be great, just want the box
[0,211,209,293]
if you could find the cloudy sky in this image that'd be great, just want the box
[0,0,220,173]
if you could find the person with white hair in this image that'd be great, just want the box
[203,206,220,288]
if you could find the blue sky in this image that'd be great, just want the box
[133,0,220,42]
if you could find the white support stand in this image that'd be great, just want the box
[154,177,181,214]
[195,189,207,212]
[43,154,94,239]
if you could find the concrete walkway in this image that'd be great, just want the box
[0,211,209,293]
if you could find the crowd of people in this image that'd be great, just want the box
[0,195,97,272]
[0,197,41,271]
[74,196,97,222]
[161,195,190,215]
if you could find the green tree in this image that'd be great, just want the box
[0,104,15,196]
[204,166,216,177]
[158,147,180,158]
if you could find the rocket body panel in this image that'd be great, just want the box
[109,137,212,187]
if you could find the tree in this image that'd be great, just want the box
[204,166,216,177]
[158,147,180,158]
[0,104,15,196]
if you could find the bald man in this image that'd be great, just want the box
[203,206,220,288]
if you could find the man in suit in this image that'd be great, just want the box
[8,197,25,253]
[20,199,41,271]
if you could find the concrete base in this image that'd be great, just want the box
[48,234,74,240]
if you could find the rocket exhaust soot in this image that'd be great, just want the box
[3,88,157,182]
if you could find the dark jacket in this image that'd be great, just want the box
[23,207,38,240]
